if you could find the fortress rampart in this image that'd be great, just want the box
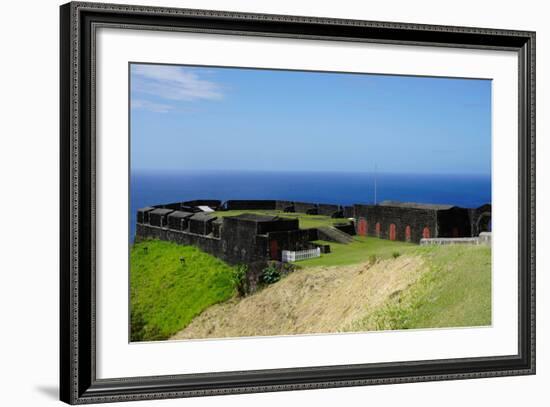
[135,199,491,265]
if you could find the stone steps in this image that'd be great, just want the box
[317,226,354,244]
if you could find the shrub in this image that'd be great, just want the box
[231,264,249,297]
[392,251,401,259]
[368,254,378,265]
[261,264,281,284]
[130,308,163,342]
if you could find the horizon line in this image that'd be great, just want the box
[130,168,492,177]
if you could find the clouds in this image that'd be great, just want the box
[131,99,173,113]
[132,64,224,105]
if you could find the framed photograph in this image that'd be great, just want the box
[60,1,535,404]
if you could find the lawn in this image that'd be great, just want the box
[212,209,350,229]
[130,240,236,341]
[298,236,418,267]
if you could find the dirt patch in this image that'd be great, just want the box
[170,255,426,340]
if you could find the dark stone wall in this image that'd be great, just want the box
[302,228,319,241]
[437,207,472,237]
[469,204,492,236]
[136,224,222,258]
[156,202,184,210]
[266,229,314,260]
[275,200,294,212]
[183,200,222,209]
[293,202,317,214]
[257,218,299,234]
[343,206,355,218]
[317,204,340,216]
[167,211,193,231]
[136,223,269,265]
[189,218,214,235]
[137,207,155,224]
[167,216,186,231]
[225,200,277,210]
[212,220,222,238]
[220,218,269,263]
[334,223,356,236]
[149,209,174,227]
[354,204,438,243]
[136,215,325,265]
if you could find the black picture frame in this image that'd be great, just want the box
[60,2,536,404]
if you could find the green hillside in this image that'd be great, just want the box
[131,237,491,341]
[130,240,236,341]
[346,244,492,332]
[170,243,491,340]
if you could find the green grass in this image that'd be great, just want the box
[213,210,350,229]
[298,236,417,267]
[346,244,492,331]
[130,240,236,341]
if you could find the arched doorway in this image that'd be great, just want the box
[270,240,279,260]
[405,225,411,242]
[358,218,367,236]
[389,224,396,241]
[375,222,381,238]
[477,212,492,233]
[422,227,431,239]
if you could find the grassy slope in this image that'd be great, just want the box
[130,240,236,341]
[213,210,349,229]
[346,244,492,332]
[301,236,417,267]
[172,255,427,340]
[170,240,492,339]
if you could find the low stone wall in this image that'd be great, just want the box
[293,201,317,214]
[478,232,492,246]
[136,224,222,256]
[334,223,356,236]
[420,233,491,246]
[354,204,437,243]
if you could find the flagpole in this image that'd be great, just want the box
[374,163,377,205]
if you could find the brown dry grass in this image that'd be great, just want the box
[170,255,425,340]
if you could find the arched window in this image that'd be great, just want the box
[389,224,396,241]
[422,227,431,239]
[405,225,411,242]
[358,218,367,236]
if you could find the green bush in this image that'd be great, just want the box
[261,264,281,284]
[392,251,401,259]
[232,264,249,297]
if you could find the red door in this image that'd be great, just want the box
[422,227,431,239]
[405,225,411,242]
[270,240,279,260]
[375,222,381,237]
[452,227,459,237]
[389,224,396,241]
[358,218,367,236]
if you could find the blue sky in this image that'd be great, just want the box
[130,63,491,175]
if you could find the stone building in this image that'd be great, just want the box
[188,212,216,235]
[135,206,322,265]
[167,211,193,231]
[135,198,491,264]
[353,201,490,244]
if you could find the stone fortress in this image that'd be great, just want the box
[135,199,492,266]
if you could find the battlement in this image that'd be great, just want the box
[135,198,491,265]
